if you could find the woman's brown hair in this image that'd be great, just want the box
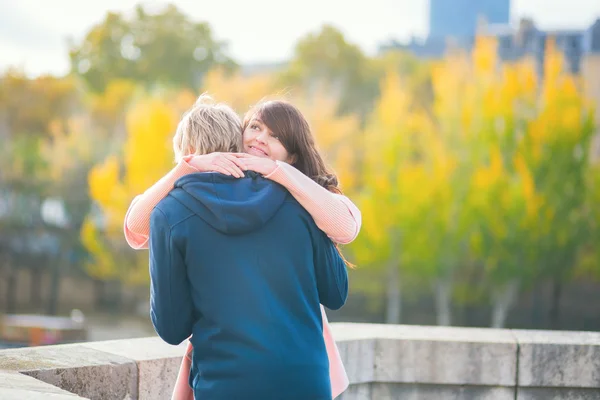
[243,100,354,267]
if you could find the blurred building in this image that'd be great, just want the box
[479,18,600,74]
[380,0,510,58]
[429,0,510,40]
[380,0,600,77]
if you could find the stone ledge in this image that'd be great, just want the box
[339,382,515,400]
[514,329,600,388]
[0,370,88,399]
[333,323,517,386]
[83,337,187,400]
[2,323,600,400]
[516,387,600,400]
[0,343,137,399]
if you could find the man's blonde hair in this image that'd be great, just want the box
[172,94,242,162]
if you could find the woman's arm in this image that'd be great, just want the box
[265,161,361,245]
[124,153,247,249]
[124,158,198,249]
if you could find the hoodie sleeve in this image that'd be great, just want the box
[310,228,349,311]
[149,206,195,345]
[124,158,198,250]
[265,161,361,244]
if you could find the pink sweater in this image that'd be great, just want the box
[123,157,360,398]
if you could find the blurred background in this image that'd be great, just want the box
[1,0,600,348]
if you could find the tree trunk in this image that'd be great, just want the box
[530,283,545,328]
[491,280,519,328]
[549,278,562,330]
[6,264,17,313]
[385,262,401,324]
[435,279,453,326]
[46,259,62,315]
[30,267,42,309]
[94,279,105,308]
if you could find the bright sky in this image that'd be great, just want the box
[1,0,599,77]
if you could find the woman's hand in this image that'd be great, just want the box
[187,153,248,178]
[235,154,278,176]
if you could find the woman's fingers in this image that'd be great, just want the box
[217,159,244,178]
[238,158,274,175]
[224,154,248,171]
[212,166,232,176]
[206,153,274,177]
[238,158,258,170]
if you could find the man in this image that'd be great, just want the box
[148,95,348,399]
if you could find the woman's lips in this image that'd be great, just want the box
[248,146,268,157]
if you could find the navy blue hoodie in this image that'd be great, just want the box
[149,171,348,400]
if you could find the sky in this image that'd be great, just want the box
[1,0,599,77]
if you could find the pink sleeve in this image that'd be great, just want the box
[264,161,361,244]
[123,158,198,249]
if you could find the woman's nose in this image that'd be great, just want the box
[256,131,268,144]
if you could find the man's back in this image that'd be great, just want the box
[149,172,348,399]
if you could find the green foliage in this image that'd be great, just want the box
[69,4,236,92]
[279,25,380,117]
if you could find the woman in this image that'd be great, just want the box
[125,99,359,399]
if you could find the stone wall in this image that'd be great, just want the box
[1,323,600,399]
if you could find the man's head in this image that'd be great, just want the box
[173,94,243,162]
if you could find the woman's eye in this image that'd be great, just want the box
[250,124,259,130]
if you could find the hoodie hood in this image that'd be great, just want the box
[170,171,288,235]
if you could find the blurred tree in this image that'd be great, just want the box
[426,39,533,327]
[87,79,139,138]
[0,70,86,313]
[523,41,596,328]
[0,134,49,312]
[83,91,194,286]
[351,71,435,323]
[39,116,105,314]
[0,112,107,314]
[576,161,600,283]
[279,25,379,118]
[352,35,597,329]
[202,68,276,114]
[0,70,79,137]
[428,37,596,328]
[69,4,236,93]
[372,51,434,114]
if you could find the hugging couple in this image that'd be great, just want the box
[124,94,360,399]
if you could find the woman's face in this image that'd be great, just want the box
[242,115,294,163]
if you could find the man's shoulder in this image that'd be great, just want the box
[152,192,194,229]
[279,196,317,227]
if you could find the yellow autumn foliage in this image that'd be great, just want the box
[353,31,595,295]
[83,94,185,283]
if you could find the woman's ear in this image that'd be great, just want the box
[286,154,298,165]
